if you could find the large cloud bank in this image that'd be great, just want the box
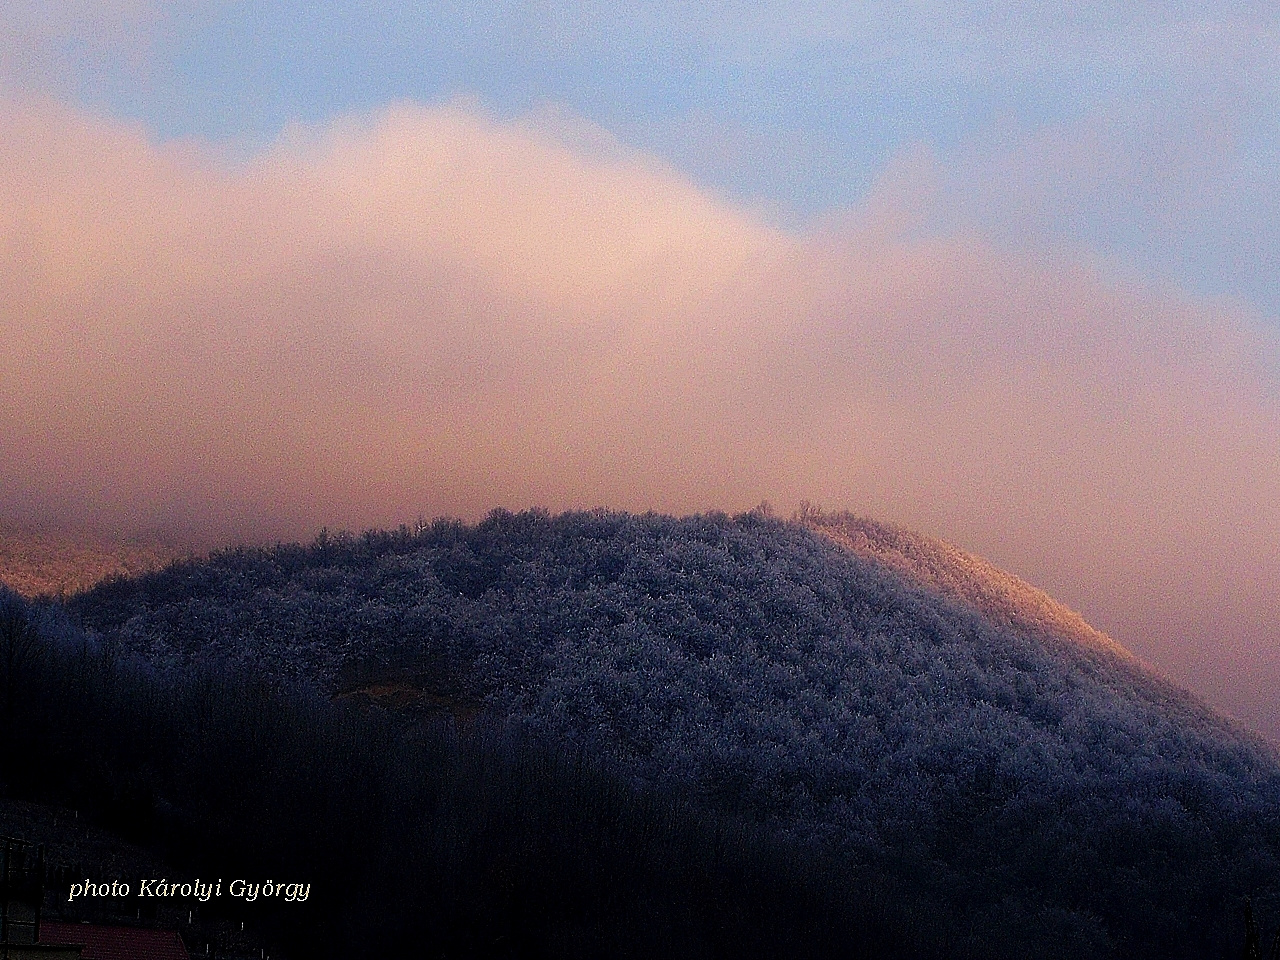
[2,96,1277,739]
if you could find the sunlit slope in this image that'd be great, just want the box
[808,513,1131,658]
[806,513,1247,737]
[71,509,1280,956]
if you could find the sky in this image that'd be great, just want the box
[2,1,1278,741]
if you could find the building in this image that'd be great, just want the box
[38,923,190,960]
[1,837,189,960]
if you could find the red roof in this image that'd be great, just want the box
[40,921,190,960]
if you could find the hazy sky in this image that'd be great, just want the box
[2,2,1278,740]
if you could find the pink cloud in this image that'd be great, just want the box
[2,95,1278,741]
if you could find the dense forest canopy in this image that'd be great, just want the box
[12,508,1277,957]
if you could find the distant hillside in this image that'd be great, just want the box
[70,508,1280,959]
[0,521,179,597]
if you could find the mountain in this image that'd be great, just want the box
[62,508,1280,957]
[0,520,178,598]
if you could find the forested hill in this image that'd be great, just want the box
[70,508,1280,958]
